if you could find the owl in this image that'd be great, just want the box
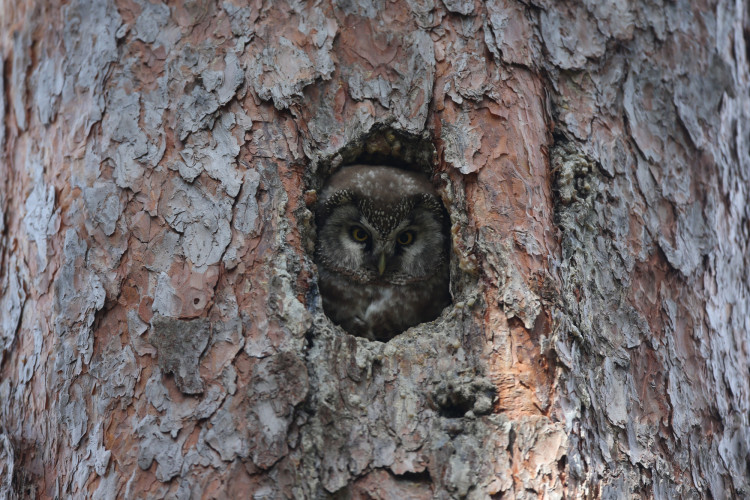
[315,164,451,341]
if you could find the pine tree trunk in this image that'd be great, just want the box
[1,0,748,498]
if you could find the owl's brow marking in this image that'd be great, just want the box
[322,189,355,215]
[355,194,443,235]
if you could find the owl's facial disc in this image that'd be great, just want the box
[316,175,447,284]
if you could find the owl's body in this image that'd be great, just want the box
[315,165,450,341]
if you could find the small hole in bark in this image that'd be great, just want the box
[439,401,473,419]
[433,381,476,418]
[307,126,455,342]
[507,427,516,451]
[392,468,432,484]
[193,298,200,305]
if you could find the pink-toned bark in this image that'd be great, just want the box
[0,0,748,498]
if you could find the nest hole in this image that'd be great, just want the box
[304,126,466,342]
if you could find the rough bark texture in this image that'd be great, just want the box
[0,0,748,498]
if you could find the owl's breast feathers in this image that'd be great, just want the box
[318,264,450,341]
[315,256,447,285]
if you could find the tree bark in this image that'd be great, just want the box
[1,0,748,498]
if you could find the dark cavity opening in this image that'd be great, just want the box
[307,126,453,342]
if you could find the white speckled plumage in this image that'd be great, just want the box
[315,165,451,341]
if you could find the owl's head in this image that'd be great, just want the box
[315,165,448,284]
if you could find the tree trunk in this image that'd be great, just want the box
[1,0,748,498]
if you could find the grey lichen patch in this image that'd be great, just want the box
[204,351,309,468]
[33,57,64,125]
[0,432,14,500]
[136,415,185,482]
[204,405,247,461]
[176,111,252,196]
[222,2,261,38]
[173,51,246,141]
[162,178,233,270]
[552,141,598,206]
[83,182,122,236]
[657,201,713,277]
[59,378,90,448]
[62,0,121,131]
[54,229,106,368]
[482,236,542,330]
[133,0,171,45]
[12,30,30,131]
[149,315,210,395]
[674,54,734,154]
[0,58,4,149]
[623,64,686,168]
[232,168,261,235]
[333,0,384,18]
[24,164,59,269]
[0,256,27,358]
[442,0,473,15]
[539,4,607,70]
[151,272,181,318]
[483,0,542,68]
[250,28,335,110]
[441,110,482,174]
[102,86,160,191]
[90,339,139,412]
[432,375,496,418]
[341,29,434,134]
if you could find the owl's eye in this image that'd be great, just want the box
[350,226,370,242]
[397,231,415,246]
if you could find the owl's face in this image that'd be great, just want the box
[315,165,451,341]
[315,165,448,284]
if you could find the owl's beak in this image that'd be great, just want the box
[378,252,386,276]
